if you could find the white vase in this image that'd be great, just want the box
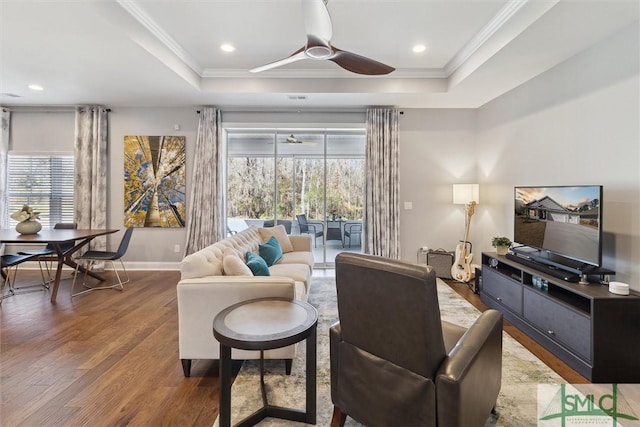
[16,220,42,235]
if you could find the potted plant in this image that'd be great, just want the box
[492,236,512,255]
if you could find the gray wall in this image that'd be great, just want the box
[5,22,638,288]
[398,109,477,264]
[475,22,639,288]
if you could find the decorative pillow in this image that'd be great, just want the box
[259,236,283,267]
[258,224,294,253]
[223,252,253,276]
[245,251,270,276]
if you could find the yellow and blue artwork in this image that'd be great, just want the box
[124,135,186,227]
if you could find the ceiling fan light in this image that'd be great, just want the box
[305,45,332,59]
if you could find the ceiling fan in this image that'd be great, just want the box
[250,0,395,76]
[282,134,317,145]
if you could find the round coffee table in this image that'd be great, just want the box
[213,297,318,427]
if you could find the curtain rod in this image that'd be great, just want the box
[4,106,111,113]
[197,108,369,114]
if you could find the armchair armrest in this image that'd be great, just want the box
[436,309,503,427]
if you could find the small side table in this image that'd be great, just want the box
[213,298,318,427]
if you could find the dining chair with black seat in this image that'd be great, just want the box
[342,222,362,248]
[296,214,324,247]
[1,252,40,304]
[19,222,78,287]
[71,227,134,297]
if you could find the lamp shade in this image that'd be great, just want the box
[453,184,479,205]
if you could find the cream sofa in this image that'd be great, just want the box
[177,225,314,377]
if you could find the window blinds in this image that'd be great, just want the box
[6,154,75,228]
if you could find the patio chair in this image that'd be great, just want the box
[263,219,292,234]
[296,214,324,247]
[342,222,362,248]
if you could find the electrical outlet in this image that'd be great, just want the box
[174,244,180,253]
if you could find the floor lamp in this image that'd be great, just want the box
[451,184,479,283]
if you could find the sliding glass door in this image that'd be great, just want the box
[227,129,364,266]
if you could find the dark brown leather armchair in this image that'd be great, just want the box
[331,252,503,427]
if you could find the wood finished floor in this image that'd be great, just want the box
[1,269,586,426]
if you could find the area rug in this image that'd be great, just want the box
[213,276,565,426]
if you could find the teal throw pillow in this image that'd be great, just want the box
[259,236,283,267]
[245,251,270,276]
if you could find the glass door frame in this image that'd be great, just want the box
[224,125,365,268]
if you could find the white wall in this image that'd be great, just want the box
[476,22,640,289]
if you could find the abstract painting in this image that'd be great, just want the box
[124,135,186,227]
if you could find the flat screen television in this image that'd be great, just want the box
[513,185,603,271]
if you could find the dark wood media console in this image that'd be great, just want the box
[479,252,640,383]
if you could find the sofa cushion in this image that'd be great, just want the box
[245,251,270,276]
[223,251,253,276]
[279,251,314,270]
[259,236,283,266]
[258,225,293,253]
[269,263,312,291]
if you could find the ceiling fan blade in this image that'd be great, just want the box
[302,0,332,43]
[249,49,307,73]
[329,47,395,75]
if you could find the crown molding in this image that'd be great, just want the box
[116,0,203,75]
[116,0,529,85]
[444,0,529,76]
[201,67,447,79]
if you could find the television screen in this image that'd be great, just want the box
[514,185,603,267]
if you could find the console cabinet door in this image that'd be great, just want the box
[482,268,523,315]
[523,288,591,361]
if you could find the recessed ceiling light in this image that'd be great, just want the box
[28,84,44,91]
[412,44,426,53]
[220,44,236,53]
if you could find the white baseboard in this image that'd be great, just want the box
[17,261,181,271]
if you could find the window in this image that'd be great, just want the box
[5,153,75,228]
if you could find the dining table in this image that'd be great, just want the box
[1,228,118,303]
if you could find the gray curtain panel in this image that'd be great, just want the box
[184,107,224,255]
[0,108,10,231]
[364,107,401,259]
[74,106,108,253]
